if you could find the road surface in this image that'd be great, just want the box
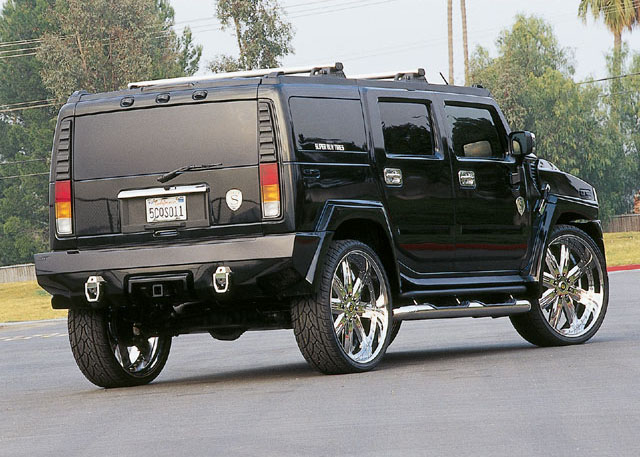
[1,270,638,456]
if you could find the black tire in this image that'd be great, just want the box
[510,224,609,347]
[291,240,393,374]
[388,320,402,346]
[68,307,171,388]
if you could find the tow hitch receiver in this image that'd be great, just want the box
[85,276,106,303]
[214,266,232,293]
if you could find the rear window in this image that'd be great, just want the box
[289,97,366,152]
[73,100,257,180]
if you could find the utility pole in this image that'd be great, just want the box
[447,0,454,84]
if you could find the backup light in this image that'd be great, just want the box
[55,180,73,235]
[259,163,281,219]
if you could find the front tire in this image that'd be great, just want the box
[510,224,608,346]
[291,240,393,374]
[68,307,171,388]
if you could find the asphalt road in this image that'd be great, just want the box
[1,270,639,457]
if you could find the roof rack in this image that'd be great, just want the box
[351,68,427,82]
[128,62,345,89]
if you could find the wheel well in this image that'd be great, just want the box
[332,219,399,295]
[555,212,605,255]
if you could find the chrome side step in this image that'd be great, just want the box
[393,299,531,321]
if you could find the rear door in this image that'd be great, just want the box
[363,89,455,274]
[70,86,264,248]
[438,99,529,272]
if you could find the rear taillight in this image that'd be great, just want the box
[259,163,280,219]
[55,180,72,235]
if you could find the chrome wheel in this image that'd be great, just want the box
[330,250,390,364]
[109,323,165,377]
[540,233,605,338]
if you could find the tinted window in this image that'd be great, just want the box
[445,104,505,158]
[379,101,434,156]
[289,97,366,152]
[74,101,257,180]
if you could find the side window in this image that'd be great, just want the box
[379,101,435,156]
[289,97,367,152]
[444,104,505,159]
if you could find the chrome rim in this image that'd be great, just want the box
[540,234,605,338]
[109,322,163,377]
[331,250,390,364]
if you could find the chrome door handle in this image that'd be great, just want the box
[384,168,403,186]
[458,170,476,189]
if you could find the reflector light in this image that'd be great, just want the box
[259,163,281,219]
[55,180,73,235]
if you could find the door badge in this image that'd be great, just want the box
[516,196,526,216]
[226,189,243,211]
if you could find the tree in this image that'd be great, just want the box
[578,0,638,95]
[0,0,59,265]
[470,15,637,219]
[36,0,202,102]
[208,0,293,73]
[0,0,202,265]
[460,0,469,85]
[447,0,454,84]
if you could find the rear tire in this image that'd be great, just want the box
[510,224,608,347]
[68,307,171,388]
[291,240,393,374]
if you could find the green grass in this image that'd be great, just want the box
[604,231,640,267]
[0,281,66,324]
[1,232,639,323]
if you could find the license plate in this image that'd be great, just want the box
[145,196,187,223]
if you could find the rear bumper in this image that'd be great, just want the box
[34,233,326,307]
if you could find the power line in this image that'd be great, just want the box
[0,103,56,113]
[577,71,640,85]
[0,172,49,180]
[0,158,48,166]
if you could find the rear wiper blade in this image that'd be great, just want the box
[157,163,223,183]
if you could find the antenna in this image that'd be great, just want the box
[439,72,449,85]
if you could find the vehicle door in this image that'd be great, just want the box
[363,88,455,274]
[437,98,530,272]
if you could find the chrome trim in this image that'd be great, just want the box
[383,168,403,186]
[393,299,531,321]
[458,170,476,188]
[118,184,208,199]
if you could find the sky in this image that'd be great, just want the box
[169,0,640,84]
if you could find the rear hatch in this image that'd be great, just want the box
[56,84,280,249]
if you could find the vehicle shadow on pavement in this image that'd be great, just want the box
[155,361,316,387]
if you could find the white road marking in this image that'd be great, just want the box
[0,332,67,342]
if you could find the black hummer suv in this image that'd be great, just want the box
[35,63,609,388]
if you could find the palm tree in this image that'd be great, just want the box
[460,0,469,85]
[447,0,454,84]
[578,0,637,80]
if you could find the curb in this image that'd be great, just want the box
[607,264,640,272]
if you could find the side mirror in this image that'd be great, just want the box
[509,131,536,158]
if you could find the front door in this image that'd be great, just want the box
[440,101,529,272]
[363,89,455,274]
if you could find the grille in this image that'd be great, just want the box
[258,101,277,162]
[54,118,72,180]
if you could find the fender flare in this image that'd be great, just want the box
[305,200,400,293]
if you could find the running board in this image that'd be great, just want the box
[393,299,531,321]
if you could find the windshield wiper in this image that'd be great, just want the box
[157,163,223,183]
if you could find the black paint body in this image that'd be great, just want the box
[34,74,604,334]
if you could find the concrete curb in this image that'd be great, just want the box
[608,264,640,272]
